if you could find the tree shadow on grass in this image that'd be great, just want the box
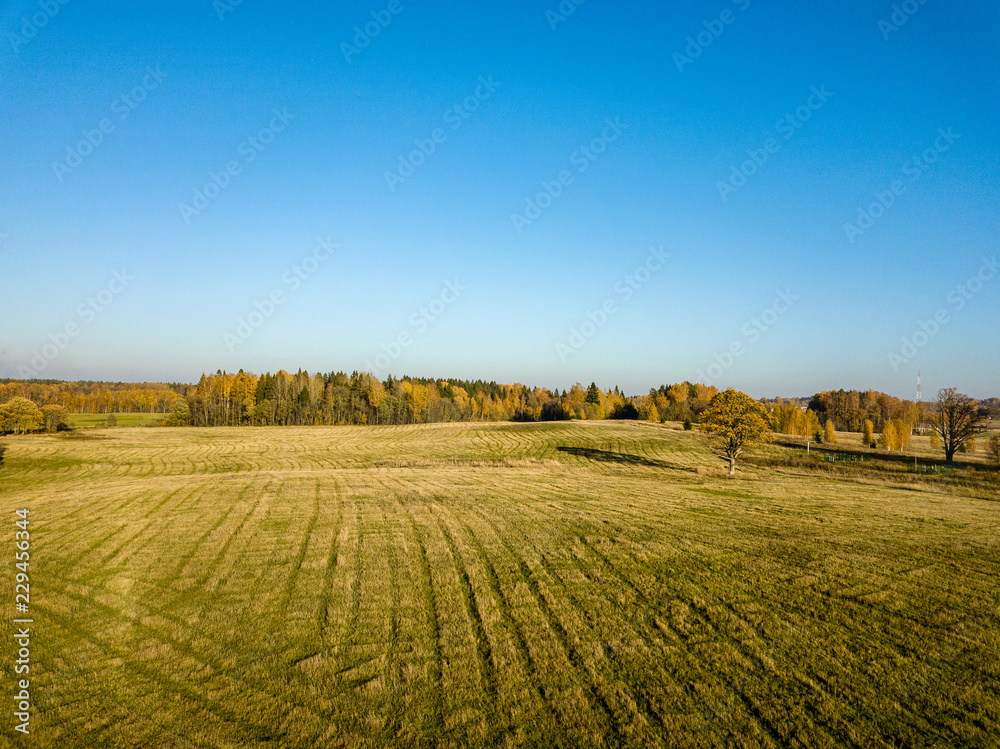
[556,446,686,471]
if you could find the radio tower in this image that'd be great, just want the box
[917,371,921,403]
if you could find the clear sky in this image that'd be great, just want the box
[1,0,997,399]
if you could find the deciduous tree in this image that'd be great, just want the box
[701,389,773,475]
[41,404,70,433]
[878,421,897,451]
[933,388,989,464]
[862,419,874,447]
[987,435,1000,469]
[0,397,43,434]
[823,419,836,444]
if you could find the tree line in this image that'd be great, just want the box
[0,380,181,414]
[178,371,720,427]
[0,373,994,463]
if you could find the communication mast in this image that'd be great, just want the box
[915,371,922,469]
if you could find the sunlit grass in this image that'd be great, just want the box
[1,422,997,747]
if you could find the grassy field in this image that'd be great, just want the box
[1,422,998,747]
[67,413,166,429]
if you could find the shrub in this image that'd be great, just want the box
[987,435,1000,469]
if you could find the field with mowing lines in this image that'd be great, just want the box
[2,422,999,747]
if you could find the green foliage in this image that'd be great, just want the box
[161,398,191,427]
[683,417,693,431]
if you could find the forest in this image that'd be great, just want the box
[1,372,977,437]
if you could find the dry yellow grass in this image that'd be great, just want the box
[1,421,998,747]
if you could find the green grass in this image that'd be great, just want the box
[1,421,998,747]
[67,412,166,428]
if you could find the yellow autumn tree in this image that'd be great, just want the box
[879,421,897,451]
[701,389,773,475]
[862,419,874,447]
[823,419,836,444]
[0,397,43,434]
[893,419,911,451]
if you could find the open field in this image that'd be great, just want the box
[1,422,999,747]
[67,413,166,429]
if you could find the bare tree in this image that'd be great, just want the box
[933,388,989,464]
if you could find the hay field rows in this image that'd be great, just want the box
[1,422,998,747]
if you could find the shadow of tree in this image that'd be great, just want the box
[556,446,684,470]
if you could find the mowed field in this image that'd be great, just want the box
[1,422,999,748]
[67,413,166,428]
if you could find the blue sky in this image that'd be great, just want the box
[1,0,997,398]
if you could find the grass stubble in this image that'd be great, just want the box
[1,421,998,747]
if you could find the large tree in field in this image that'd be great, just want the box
[41,404,70,433]
[933,388,989,464]
[701,389,773,475]
[0,397,43,435]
